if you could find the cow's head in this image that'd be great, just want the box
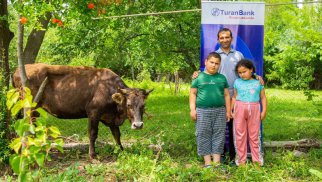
[112,88,153,129]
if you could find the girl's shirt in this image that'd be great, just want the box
[191,72,228,108]
[233,78,264,102]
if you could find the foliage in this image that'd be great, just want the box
[6,87,64,181]
[37,1,200,80]
[0,73,11,169]
[41,163,88,182]
[6,0,321,89]
[264,1,322,89]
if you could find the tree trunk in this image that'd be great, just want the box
[1,0,14,140]
[174,71,180,95]
[0,0,14,88]
[23,12,51,64]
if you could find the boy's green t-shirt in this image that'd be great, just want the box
[191,72,229,108]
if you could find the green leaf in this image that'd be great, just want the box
[309,169,322,179]
[9,137,22,153]
[47,154,52,162]
[23,87,31,96]
[11,100,23,117]
[31,102,37,107]
[14,119,29,137]
[49,126,61,136]
[27,137,36,146]
[18,172,28,182]
[54,138,64,153]
[50,132,59,139]
[6,91,20,110]
[34,153,45,167]
[9,155,21,174]
[36,108,48,119]
[55,145,64,153]
[22,97,33,108]
[6,99,14,110]
[35,118,47,127]
[54,138,64,146]
[29,124,35,134]
[29,145,41,154]
[35,125,45,132]
[6,89,16,99]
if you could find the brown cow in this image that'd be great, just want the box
[13,63,152,159]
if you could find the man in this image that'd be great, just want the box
[215,28,244,97]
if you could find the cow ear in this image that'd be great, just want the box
[112,93,124,104]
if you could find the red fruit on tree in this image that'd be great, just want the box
[57,20,63,27]
[20,17,27,24]
[88,3,94,9]
[52,18,58,24]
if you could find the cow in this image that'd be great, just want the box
[13,63,153,159]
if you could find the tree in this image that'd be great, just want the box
[264,0,322,89]
[37,1,201,80]
[0,0,14,88]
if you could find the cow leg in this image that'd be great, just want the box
[88,119,99,159]
[109,126,124,150]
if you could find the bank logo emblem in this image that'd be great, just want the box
[211,8,221,16]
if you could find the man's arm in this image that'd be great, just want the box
[256,74,265,86]
[260,89,267,121]
[191,71,200,79]
[189,88,198,121]
[224,88,231,121]
[231,89,237,118]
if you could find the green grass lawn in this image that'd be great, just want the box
[48,84,322,142]
[43,82,322,181]
[264,89,322,141]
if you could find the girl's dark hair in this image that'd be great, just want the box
[207,52,221,61]
[235,59,256,78]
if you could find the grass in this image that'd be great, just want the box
[5,81,322,181]
[48,82,322,142]
[264,89,322,141]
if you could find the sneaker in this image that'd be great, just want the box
[230,161,237,167]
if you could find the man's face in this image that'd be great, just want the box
[218,31,232,49]
[205,57,221,74]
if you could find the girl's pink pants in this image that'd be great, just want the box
[233,101,263,166]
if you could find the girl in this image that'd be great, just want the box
[231,59,267,167]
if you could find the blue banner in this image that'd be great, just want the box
[201,1,266,158]
[201,2,265,77]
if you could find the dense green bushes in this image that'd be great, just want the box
[0,74,11,171]
[264,2,322,89]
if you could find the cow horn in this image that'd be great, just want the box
[145,89,154,95]
[119,89,128,95]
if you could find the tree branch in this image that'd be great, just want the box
[23,12,51,64]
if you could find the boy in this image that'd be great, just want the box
[190,52,231,167]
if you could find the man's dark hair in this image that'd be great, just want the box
[217,28,233,39]
[207,52,221,61]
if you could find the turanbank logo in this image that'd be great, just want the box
[211,7,255,18]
